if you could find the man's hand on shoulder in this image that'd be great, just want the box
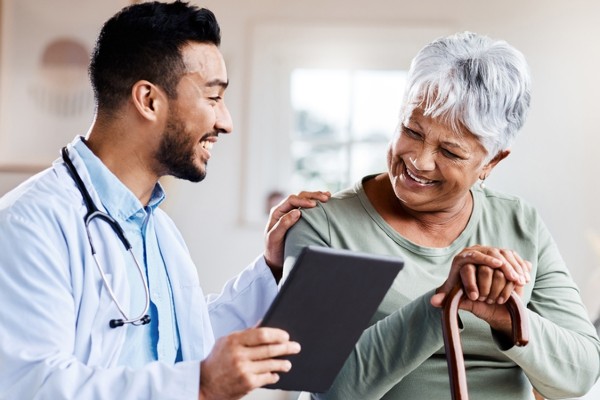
[263,190,330,280]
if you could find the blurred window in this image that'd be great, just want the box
[289,69,407,193]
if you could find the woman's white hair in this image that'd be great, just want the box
[401,31,531,160]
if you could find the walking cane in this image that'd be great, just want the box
[442,285,529,400]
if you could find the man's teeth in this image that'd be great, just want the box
[201,141,213,150]
[406,168,434,184]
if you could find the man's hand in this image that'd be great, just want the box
[431,245,532,334]
[263,191,330,278]
[198,327,301,400]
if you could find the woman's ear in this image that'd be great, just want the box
[480,149,511,180]
[130,80,167,122]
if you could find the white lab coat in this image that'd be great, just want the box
[0,140,277,399]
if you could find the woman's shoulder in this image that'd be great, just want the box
[298,179,371,228]
[475,185,540,220]
[304,179,367,214]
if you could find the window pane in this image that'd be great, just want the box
[289,68,407,194]
[290,141,348,193]
[350,142,389,183]
[351,70,407,142]
[291,69,351,141]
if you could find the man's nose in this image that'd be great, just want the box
[215,102,233,134]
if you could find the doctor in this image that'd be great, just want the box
[0,2,329,399]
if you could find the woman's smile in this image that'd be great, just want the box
[404,163,437,186]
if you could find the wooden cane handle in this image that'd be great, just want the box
[441,285,529,400]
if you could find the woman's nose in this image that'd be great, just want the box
[409,149,435,171]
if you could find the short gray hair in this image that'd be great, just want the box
[401,31,531,159]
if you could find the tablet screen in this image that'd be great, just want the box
[261,246,403,392]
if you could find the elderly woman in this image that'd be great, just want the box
[283,32,600,399]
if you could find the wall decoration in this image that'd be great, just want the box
[0,0,129,172]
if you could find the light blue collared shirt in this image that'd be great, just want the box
[75,140,180,367]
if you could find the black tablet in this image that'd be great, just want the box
[261,245,403,393]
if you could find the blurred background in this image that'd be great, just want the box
[1,1,599,399]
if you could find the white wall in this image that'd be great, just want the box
[1,1,599,399]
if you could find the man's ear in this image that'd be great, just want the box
[130,80,167,122]
[480,149,511,179]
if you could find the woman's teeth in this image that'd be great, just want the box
[406,167,434,184]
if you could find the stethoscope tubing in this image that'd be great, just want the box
[62,146,151,328]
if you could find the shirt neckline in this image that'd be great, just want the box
[72,137,165,222]
[354,175,482,256]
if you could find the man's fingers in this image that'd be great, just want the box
[272,191,331,215]
[200,328,301,399]
[247,341,301,362]
[267,209,301,242]
[240,327,292,347]
[266,191,330,232]
[253,372,282,388]
[263,209,301,268]
[250,357,294,374]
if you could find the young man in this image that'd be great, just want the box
[0,2,329,399]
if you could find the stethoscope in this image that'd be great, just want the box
[62,147,151,329]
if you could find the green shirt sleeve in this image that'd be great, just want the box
[313,289,445,400]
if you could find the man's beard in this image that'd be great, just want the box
[156,112,207,183]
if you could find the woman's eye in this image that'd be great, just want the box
[441,148,461,159]
[404,127,422,139]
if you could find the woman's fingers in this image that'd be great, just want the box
[437,246,531,305]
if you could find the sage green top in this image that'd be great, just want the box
[283,177,600,399]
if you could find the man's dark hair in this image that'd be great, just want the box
[89,1,221,114]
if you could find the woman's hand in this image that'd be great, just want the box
[263,191,330,280]
[431,245,532,334]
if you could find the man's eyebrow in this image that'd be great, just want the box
[206,79,229,89]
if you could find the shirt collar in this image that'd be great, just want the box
[73,138,165,221]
